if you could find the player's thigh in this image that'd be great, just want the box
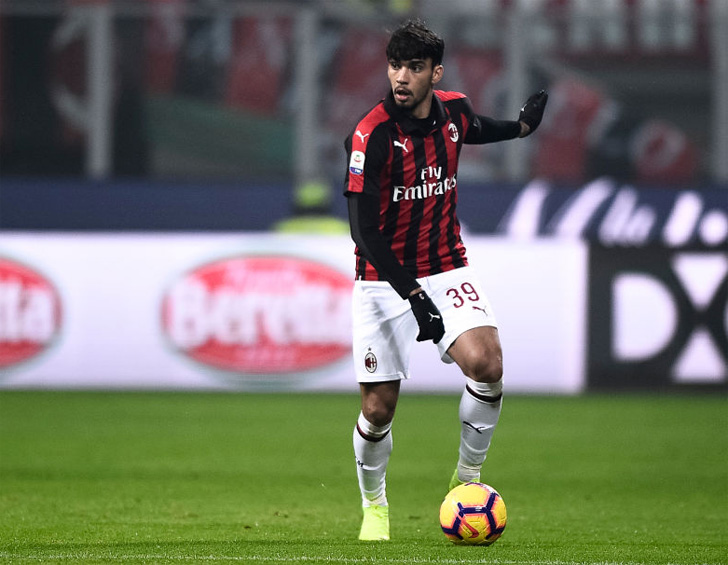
[425,267,498,361]
[352,281,417,382]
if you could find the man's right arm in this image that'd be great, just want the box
[347,192,445,344]
[345,123,445,343]
[347,191,419,300]
[345,123,418,300]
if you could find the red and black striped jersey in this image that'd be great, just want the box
[344,90,519,287]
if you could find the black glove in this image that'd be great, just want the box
[408,290,445,344]
[518,90,548,136]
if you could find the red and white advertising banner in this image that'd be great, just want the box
[0,233,586,394]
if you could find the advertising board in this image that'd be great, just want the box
[587,246,728,389]
[0,233,586,394]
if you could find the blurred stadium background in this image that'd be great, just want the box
[0,0,727,394]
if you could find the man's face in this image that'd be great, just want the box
[387,57,443,119]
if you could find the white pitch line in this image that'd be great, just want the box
[0,554,720,565]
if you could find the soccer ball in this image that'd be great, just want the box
[439,482,507,545]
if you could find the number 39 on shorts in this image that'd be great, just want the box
[446,282,481,308]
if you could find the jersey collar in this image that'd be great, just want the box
[383,91,447,136]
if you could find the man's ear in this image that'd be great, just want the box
[432,64,444,86]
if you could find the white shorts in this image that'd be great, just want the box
[352,266,498,383]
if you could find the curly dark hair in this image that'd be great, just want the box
[386,19,444,67]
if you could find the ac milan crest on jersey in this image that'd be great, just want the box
[448,122,459,142]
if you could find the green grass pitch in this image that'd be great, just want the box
[0,391,726,564]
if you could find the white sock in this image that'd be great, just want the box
[457,378,503,483]
[353,412,392,507]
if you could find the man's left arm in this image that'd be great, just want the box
[465,90,548,144]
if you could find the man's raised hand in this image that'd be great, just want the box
[518,90,548,136]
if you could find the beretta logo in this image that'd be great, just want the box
[161,255,353,376]
[0,257,62,369]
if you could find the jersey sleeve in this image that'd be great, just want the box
[343,115,419,299]
[458,96,521,144]
[344,123,389,197]
[347,192,420,299]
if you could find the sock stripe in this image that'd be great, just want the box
[465,384,503,404]
[356,424,391,443]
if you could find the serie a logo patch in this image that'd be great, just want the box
[349,151,365,175]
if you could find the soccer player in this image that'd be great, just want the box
[343,19,547,541]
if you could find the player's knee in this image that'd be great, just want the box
[462,352,503,384]
[360,381,399,427]
[361,401,395,428]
